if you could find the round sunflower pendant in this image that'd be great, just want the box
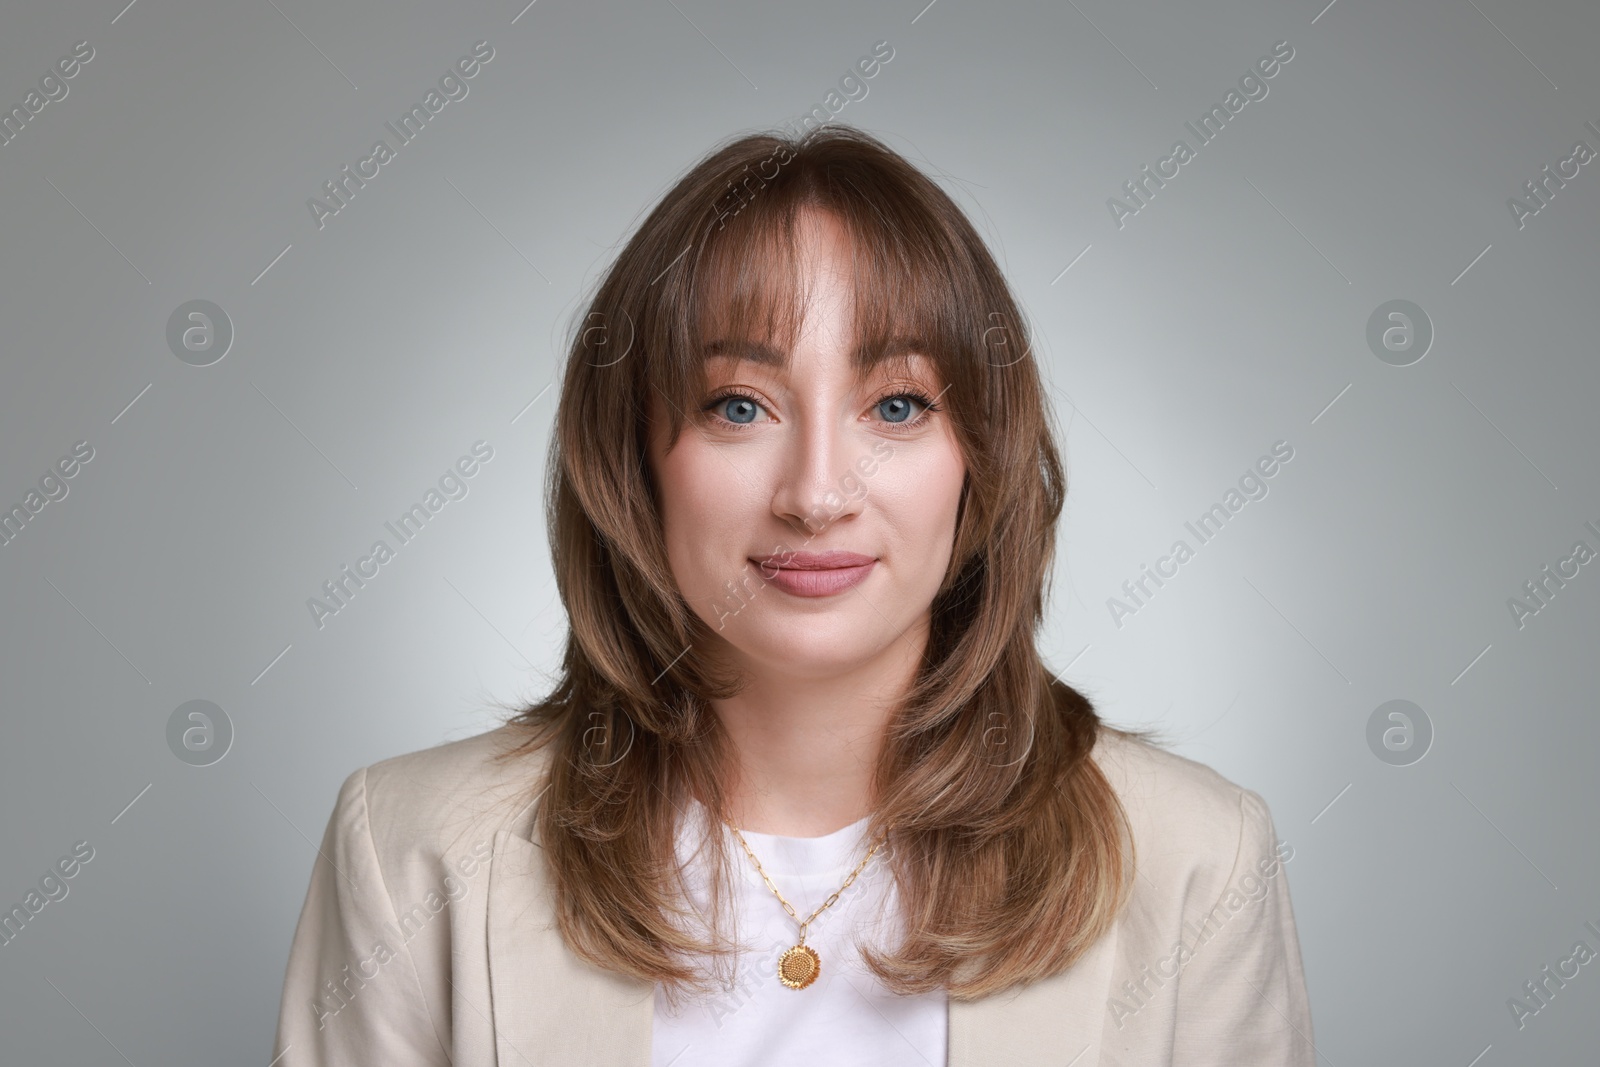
[777,943,821,989]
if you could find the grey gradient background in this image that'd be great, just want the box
[1,0,1596,1063]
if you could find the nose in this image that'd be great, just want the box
[770,412,866,538]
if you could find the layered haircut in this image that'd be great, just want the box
[499,124,1163,1004]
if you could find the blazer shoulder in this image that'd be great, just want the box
[1090,724,1278,878]
[351,721,555,863]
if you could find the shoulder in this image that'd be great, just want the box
[328,721,555,867]
[279,723,557,1060]
[1089,724,1285,896]
[1084,725,1312,1054]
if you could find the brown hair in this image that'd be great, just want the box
[498,123,1165,1004]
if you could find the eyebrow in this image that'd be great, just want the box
[702,339,787,367]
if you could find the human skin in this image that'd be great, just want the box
[644,207,968,838]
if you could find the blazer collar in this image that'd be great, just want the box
[485,829,1119,1067]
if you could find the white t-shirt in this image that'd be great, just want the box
[652,798,948,1066]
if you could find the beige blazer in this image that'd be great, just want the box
[272,723,1316,1066]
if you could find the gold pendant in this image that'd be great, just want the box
[777,943,821,989]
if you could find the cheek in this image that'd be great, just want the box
[919,431,967,510]
[876,438,966,557]
[651,447,750,597]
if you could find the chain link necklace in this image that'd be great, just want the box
[724,817,889,990]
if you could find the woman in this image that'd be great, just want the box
[273,125,1314,1066]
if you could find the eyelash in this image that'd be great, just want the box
[701,388,941,435]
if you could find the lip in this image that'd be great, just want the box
[752,550,876,571]
[749,551,878,598]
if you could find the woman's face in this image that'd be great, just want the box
[646,208,968,678]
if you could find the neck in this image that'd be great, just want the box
[707,616,929,838]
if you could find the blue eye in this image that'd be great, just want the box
[701,388,939,434]
[877,395,921,424]
[719,396,761,424]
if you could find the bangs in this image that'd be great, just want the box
[663,177,973,422]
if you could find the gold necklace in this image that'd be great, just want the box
[724,818,888,990]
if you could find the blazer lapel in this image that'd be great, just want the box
[948,920,1119,1067]
[485,829,655,1067]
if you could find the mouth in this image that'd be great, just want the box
[749,551,877,598]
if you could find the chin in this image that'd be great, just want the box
[730,623,881,675]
